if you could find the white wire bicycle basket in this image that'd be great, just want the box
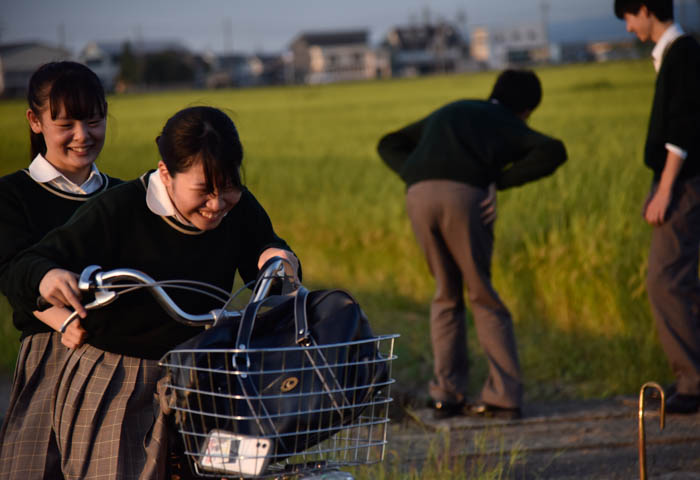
[159,334,398,479]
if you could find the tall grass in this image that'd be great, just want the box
[0,60,671,399]
[351,429,525,479]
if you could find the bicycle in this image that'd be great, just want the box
[56,258,398,479]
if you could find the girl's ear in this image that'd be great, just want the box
[158,160,173,188]
[26,109,43,134]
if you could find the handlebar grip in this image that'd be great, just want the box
[36,296,52,312]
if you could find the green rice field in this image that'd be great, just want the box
[0,59,672,403]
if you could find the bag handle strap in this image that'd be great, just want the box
[234,286,309,349]
[293,286,310,345]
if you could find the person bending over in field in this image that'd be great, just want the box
[615,0,700,414]
[0,61,122,479]
[5,106,300,479]
[377,69,567,420]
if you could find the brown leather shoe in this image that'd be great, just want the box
[429,400,466,420]
[466,402,522,420]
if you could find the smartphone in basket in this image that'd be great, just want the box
[197,429,271,477]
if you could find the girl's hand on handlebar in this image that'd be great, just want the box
[258,248,300,282]
[39,269,87,318]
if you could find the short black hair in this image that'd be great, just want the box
[488,69,542,114]
[157,106,244,193]
[614,0,674,21]
[27,61,107,160]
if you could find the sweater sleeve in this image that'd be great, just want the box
[235,191,296,284]
[665,40,700,154]
[377,119,426,176]
[4,191,114,314]
[0,177,35,296]
[496,133,568,190]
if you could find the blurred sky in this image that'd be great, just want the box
[2,0,699,56]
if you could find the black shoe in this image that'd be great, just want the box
[649,382,676,400]
[429,400,466,420]
[664,392,700,414]
[466,402,522,420]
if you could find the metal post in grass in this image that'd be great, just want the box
[638,382,665,480]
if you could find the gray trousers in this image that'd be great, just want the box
[406,180,522,408]
[647,176,700,396]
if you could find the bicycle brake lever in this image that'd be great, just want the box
[78,265,103,292]
[59,266,118,333]
[58,290,118,333]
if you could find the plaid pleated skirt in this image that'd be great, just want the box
[0,331,69,480]
[52,343,169,480]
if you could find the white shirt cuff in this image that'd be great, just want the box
[665,143,688,160]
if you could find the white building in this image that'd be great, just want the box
[290,30,390,84]
[79,42,122,92]
[470,23,550,70]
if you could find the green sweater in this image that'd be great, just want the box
[645,35,700,182]
[6,172,294,359]
[377,100,567,190]
[0,170,121,339]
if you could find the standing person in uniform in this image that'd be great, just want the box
[377,70,567,419]
[615,0,700,414]
[5,106,300,479]
[0,61,121,479]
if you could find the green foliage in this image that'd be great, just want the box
[143,51,195,85]
[0,60,673,399]
[118,42,143,85]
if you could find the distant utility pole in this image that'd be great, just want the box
[133,24,143,49]
[223,17,233,53]
[456,7,468,40]
[58,22,66,49]
[422,5,432,25]
[540,0,550,61]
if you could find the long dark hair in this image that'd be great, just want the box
[27,61,107,160]
[157,106,244,193]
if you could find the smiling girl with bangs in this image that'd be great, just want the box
[0,61,121,479]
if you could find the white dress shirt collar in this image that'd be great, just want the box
[28,154,103,194]
[652,23,684,72]
[145,170,193,225]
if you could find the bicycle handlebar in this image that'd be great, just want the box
[41,257,288,331]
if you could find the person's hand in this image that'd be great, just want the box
[38,268,87,318]
[644,187,672,226]
[34,306,88,349]
[258,248,300,282]
[480,183,497,225]
[60,317,88,349]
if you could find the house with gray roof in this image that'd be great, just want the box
[290,29,390,84]
[0,42,71,96]
[383,22,469,76]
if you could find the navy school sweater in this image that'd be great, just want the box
[0,169,121,339]
[645,35,700,183]
[377,99,567,190]
[6,172,294,359]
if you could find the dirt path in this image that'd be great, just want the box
[1,373,698,479]
[396,398,700,478]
